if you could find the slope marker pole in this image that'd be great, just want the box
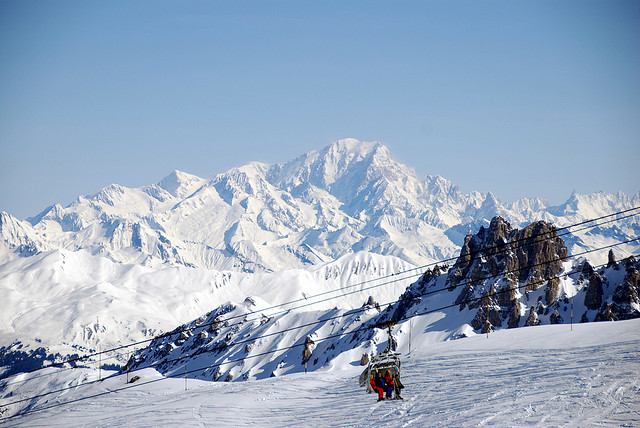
[571,296,573,331]
[485,296,490,339]
[408,318,412,355]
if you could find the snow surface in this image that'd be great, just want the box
[1,319,638,427]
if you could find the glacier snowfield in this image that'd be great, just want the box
[2,319,638,427]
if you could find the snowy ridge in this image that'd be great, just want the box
[122,218,640,384]
[0,249,415,376]
[0,212,50,260]
[2,139,637,271]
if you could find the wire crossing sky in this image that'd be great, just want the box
[1,1,639,220]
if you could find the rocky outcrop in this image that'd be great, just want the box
[549,309,563,324]
[447,217,567,303]
[445,217,568,329]
[507,300,523,328]
[545,277,561,306]
[391,217,639,336]
[604,257,640,320]
[524,306,541,326]
[612,258,639,306]
[584,273,604,310]
[447,217,568,305]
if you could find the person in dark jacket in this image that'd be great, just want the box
[393,372,404,399]
[375,371,393,400]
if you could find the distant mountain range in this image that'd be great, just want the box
[125,217,640,383]
[2,139,639,272]
[0,138,638,378]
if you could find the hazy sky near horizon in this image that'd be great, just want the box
[1,1,639,220]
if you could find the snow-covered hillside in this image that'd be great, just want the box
[95,218,637,388]
[0,248,415,375]
[2,139,638,272]
[2,319,638,426]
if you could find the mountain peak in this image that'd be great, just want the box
[157,170,206,198]
[2,139,637,274]
[330,138,383,155]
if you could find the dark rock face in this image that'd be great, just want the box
[446,217,568,329]
[507,300,522,328]
[573,256,640,323]
[545,277,560,306]
[550,309,563,324]
[602,257,640,321]
[612,264,639,306]
[389,216,639,337]
[607,249,617,268]
[525,307,541,326]
[577,255,640,322]
[584,273,604,310]
[595,304,616,322]
[448,217,567,301]
[471,305,502,332]
[360,353,370,366]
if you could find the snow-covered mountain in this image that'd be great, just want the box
[0,248,415,377]
[123,218,640,384]
[0,138,638,384]
[1,215,638,423]
[3,138,637,272]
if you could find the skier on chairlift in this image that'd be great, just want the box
[370,372,385,401]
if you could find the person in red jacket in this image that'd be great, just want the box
[383,370,394,399]
[370,372,385,401]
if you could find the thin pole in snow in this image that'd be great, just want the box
[126,352,129,384]
[96,317,101,381]
[571,296,573,331]
[408,318,412,355]
[485,296,490,339]
[185,364,188,391]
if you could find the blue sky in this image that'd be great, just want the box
[1,1,639,219]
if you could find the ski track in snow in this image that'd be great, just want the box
[2,320,639,427]
[406,345,639,427]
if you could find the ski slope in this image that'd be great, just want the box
[2,319,638,427]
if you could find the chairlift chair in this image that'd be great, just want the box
[359,320,403,393]
[358,351,402,392]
